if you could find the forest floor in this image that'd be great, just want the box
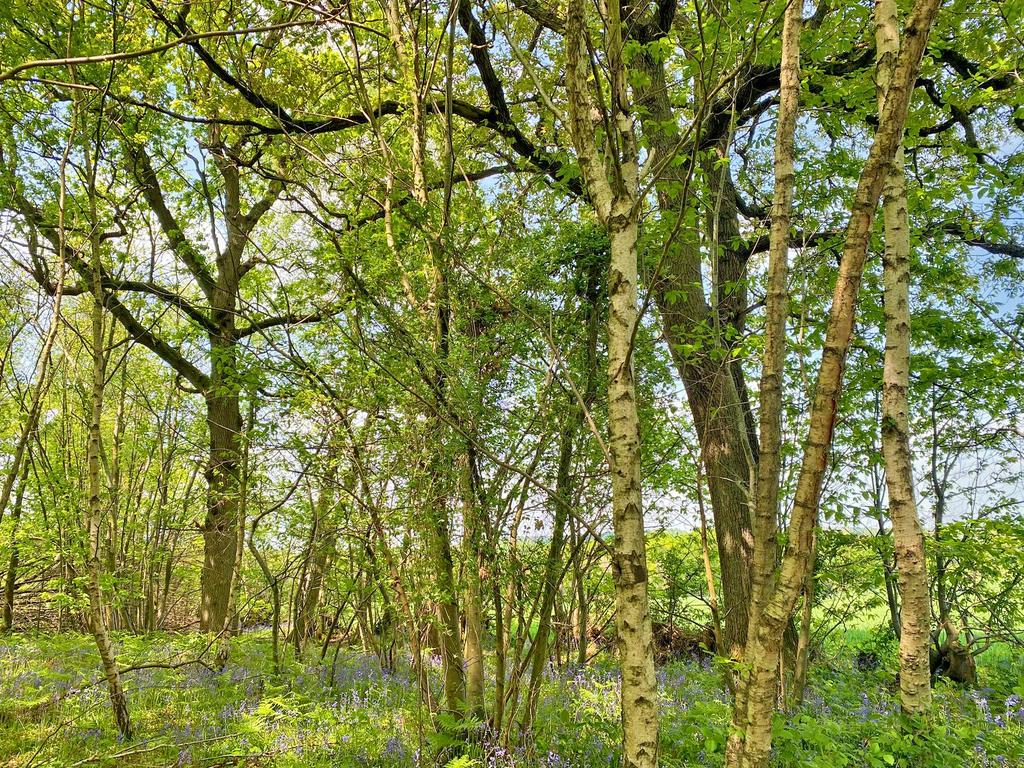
[1,633,1022,768]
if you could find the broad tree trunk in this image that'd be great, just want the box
[632,51,754,660]
[875,0,932,716]
[200,147,250,634]
[217,394,254,664]
[200,375,242,632]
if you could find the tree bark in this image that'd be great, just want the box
[875,0,932,717]
[2,461,30,631]
[217,393,255,664]
[381,0,467,716]
[631,51,755,660]
[297,468,337,649]
[84,130,132,740]
[461,449,486,718]
[524,256,600,731]
[726,1,802,752]
[565,0,659,764]
[726,0,941,763]
[200,147,247,632]
[200,371,242,631]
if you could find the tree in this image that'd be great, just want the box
[875,0,931,716]
[563,0,658,764]
[726,0,942,763]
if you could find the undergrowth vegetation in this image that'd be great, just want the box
[2,633,1022,768]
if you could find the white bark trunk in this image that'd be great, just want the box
[564,1,658,764]
[875,0,932,717]
[728,0,942,763]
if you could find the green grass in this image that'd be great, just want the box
[1,631,1022,768]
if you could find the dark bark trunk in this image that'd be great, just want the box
[199,337,242,632]
[2,462,30,632]
[633,52,755,659]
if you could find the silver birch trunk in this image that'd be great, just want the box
[875,0,932,716]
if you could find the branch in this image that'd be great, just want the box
[940,222,1024,259]
[143,3,413,138]
[0,19,318,82]
[457,0,585,196]
[509,0,565,33]
[240,176,285,241]
[236,304,345,338]
[105,278,217,334]
[347,164,521,229]
[10,194,211,391]
[126,143,218,300]
[737,228,843,261]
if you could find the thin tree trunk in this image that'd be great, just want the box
[2,461,31,631]
[570,513,590,668]
[565,0,658,763]
[298,471,336,650]
[83,125,132,741]
[727,1,941,763]
[524,257,600,732]
[461,453,486,718]
[249,535,280,675]
[522,418,573,733]
[695,461,726,673]
[0,156,70,532]
[875,0,932,716]
[382,0,466,716]
[788,532,816,709]
[726,0,802,754]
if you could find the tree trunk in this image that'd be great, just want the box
[524,255,600,731]
[726,1,802,753]
[564,0,659,763]
[875,0,932,716]
[297,473,336,649]
[200,144,251,634]
[522,418,573,732]
[2,461,30,631]
[788,533,816,709]
[632,51,754,660]
[726,0,941,762]
[217,393,254,664]
[200,375,242,632]
[605,214,659,768]
[572,515,589,668]
[84,133,132,740]
[462,451,486,719]
[382,0,466,716]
